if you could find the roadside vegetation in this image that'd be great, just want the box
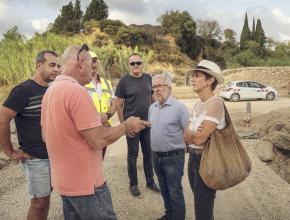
[1,0,290,87]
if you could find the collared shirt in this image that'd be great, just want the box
[41,75,103,196]
[149,96,189,152]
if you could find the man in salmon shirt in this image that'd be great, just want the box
[41,44,149,220]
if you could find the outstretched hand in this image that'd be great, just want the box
[125,116,151,136]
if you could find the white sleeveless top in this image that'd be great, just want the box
[189,96,226,149]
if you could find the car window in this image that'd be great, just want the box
[236,82,247,87]
[247,82,262,88]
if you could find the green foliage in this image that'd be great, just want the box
[73,0,83,33]
[99,19,126,36]
[251,18,256,40]
[0,33,91,85]
[51,1,78,34]
[0,31,154,85]
[158,10,196,37]
[91,43,154,78]
[255,19,266,56]
[197,19,222,41]
[224,29,236,43]
[229,50,262,67]
[243,40,261,55]
[3,26,24,41]
[240,13,251,50]
[176,29,202,59]
[150,37,184,65]
[83,0,109,22]
[159,10,201,59]
[114,26,155,49]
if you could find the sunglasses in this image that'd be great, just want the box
[129,61,142,66]
[77,44,89,60]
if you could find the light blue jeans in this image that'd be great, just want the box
[22,158,52,198]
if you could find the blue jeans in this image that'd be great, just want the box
[153,150,186,220]
[22,158,52,198]
[61,182,117,220]
[126,127,154,186]
[188,152,216,220]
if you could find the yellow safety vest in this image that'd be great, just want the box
[85,77,113,124]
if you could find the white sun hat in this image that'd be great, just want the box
[187,60,224,84]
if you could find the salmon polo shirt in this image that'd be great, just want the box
[41,75,103,196]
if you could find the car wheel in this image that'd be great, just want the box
[266,92,275,100]
[230,93,240,102]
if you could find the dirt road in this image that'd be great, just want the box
[1,98,290,220]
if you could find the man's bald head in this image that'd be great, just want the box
[62,45,80,65]
[61,45,92,86]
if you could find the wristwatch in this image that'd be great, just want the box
[106,112,112,119]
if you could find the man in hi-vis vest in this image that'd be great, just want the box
[85,51,116,159]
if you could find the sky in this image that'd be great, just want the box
[1,0,290,41]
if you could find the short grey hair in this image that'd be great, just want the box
[152,72,173,87]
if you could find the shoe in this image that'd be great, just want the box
[147,182,161,193]
[129,185,141,197]
[156,215,167,220]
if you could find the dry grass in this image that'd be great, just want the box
[0,85,12,104]
[172,85,196,99]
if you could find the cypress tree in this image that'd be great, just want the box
[255,19,266,56]
[83,0,109,22]
[73,0,83,33]
[240,13,251,50]
[52,1,75,34]
[251,17,256,40]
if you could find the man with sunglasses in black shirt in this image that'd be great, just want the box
[115,53,160,197]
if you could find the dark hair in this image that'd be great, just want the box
[204,72,218,91]
[129,52,142,60]
[36,50,58,64]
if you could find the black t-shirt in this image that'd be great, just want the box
[115,73,152,120]
[3,79,48,159]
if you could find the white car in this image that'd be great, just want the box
[220,80,278,102]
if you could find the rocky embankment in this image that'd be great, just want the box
[236,107,290,183]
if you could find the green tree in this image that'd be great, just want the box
[158,10,201,59]
[197,19,222,41]
[251,18,256,40]
[224,28,236,43]
[3,26,24,41]
[158,10,196,37]
[83,0,109,22]
[52,1,75,34]
[240,13,251,50]
[99,19,126,36]
[255,19,266,56]
[176,20,202,59]
[73,0,83,33]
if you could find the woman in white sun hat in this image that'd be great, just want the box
[184,60,226,220]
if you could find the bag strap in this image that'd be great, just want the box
[222,101,236,133]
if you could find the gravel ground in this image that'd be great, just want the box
[1,138,290,220]
[1,98,290,219]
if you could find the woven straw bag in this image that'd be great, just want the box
[199,103,252,190]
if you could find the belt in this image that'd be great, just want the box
[188,147,203,155]
[153,149,185,157]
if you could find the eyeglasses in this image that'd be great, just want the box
[129,61,142,66]
[77,44,89,60]
[152,84,168,89]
